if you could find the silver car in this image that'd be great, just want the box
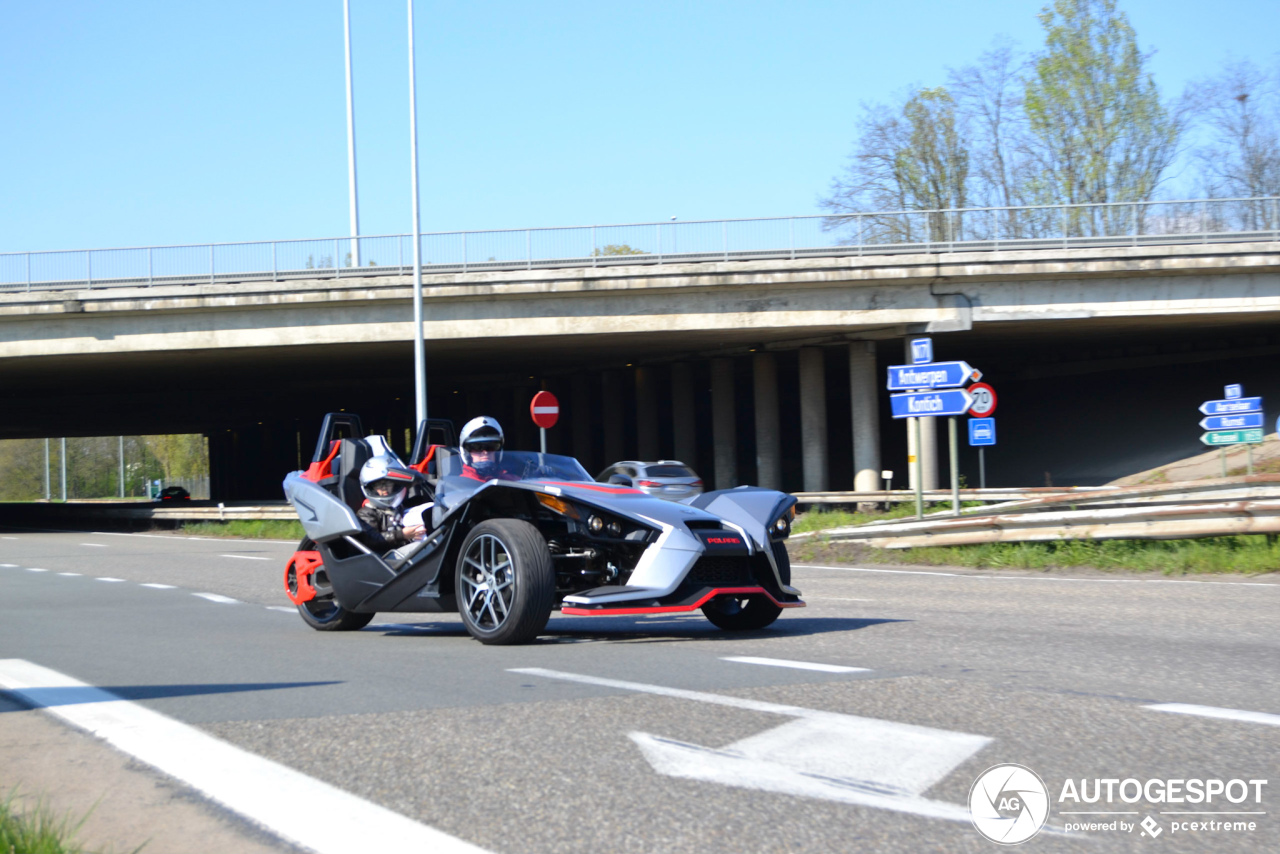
[596,460,704,501]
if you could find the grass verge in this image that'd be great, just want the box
[791,534,1280,576]
[0,789,93,854]
[170,519,305,540]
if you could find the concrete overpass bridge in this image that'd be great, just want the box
[4,199,1279,500]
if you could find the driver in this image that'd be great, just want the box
[357,455,425,549]
[459,416,519,482]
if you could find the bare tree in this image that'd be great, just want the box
[1193,59,1280,231]
[822,87,970,243]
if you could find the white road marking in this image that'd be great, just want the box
[95,577,124,583]
[192,593,240,604]
[2,537,18,540]
[25,568,48,573]
[721,656,870,674]
[220,554,271,561]
[795,564,1279,587]
[0,660,491,854]
[265,606,296,613]
[58,572,82,577]
[79,543,107,548]
[1146,703,1280,727]
[810,596,873,601]
[0,563,17,567]
[510,667,987,822]
[140,583,176,590]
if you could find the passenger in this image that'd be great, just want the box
[458,416,519,482]
[357,455,425,549]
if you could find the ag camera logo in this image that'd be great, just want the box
[970,764,1050,844]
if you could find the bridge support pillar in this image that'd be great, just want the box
[849,342,881,492]
[799,348,828,492]
[753,352,781,490]
[711,358,737,489]
[903,340,939,492]
[635,367,659,461]
[671,362,697,472]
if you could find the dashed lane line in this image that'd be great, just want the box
[220,554,271,561]
[79,543,107,548]
[95,577,125,583]
[58,572,81,577]
[140,583,176,589]
[192,593,241,605]
[0,659,492,854]
[25,568,48,573]
[1146,703,1280,727]
[721,656,870,674]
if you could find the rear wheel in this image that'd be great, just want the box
[290,537,375,632]
[701,594,782,631]
[455,519,554,645]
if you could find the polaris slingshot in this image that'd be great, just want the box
[282,414,803,645]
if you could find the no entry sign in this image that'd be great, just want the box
[530,391,560,429]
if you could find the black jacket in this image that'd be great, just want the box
[357,501,410,550]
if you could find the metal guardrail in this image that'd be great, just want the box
[2,197,1277,294]
[796,477,1280,547]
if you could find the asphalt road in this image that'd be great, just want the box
[1,528,1278,853]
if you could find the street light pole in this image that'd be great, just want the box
[343,0,360,268]
[407,0,427,426]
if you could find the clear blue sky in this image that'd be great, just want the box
[3,0,1277,253]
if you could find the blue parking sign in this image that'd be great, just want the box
[969,417,996,446]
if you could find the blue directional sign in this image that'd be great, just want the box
[891,389,973,419]
[1200,412,1264,431]
[910,338,933,365]
[1199,397,1262,416]
[886,361,981,391]
[969,417,996,446]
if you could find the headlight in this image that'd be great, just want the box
[588,515,604,533]
[773,517,788,534]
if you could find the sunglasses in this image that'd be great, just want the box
[466,441,502,452]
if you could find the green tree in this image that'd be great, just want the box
[1022,0,1183,233]
[591,244,648,256]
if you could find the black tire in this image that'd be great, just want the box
[455,519,554,645]
[289,537,375,632]
[701,594,783,631]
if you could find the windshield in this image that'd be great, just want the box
[440,450,594,483]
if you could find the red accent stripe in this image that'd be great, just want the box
[542,481,643,495]
[561,586,805,616]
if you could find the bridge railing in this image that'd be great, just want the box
[2,196,1277,293]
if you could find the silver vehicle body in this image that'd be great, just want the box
[596,460,704,502]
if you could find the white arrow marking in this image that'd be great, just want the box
[511,667,989,821]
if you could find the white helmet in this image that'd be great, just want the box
[460,416,504,477]
[360,455,415,510]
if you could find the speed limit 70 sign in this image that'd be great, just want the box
[967,382,997,417]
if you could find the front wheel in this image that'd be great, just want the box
[455,519,554,645]
[701,594,783,631]
[289,537,375,632]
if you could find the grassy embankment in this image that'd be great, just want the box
[792,507,1280,575]
[0,790,111,854]
[173,519,305,540]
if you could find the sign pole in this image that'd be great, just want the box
[979,447,986,490]
[540,426,547,454]
[1220,448,1226,478]
[914,417,924,520]
[948,417,960,516]
[1248,444,1254,476]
